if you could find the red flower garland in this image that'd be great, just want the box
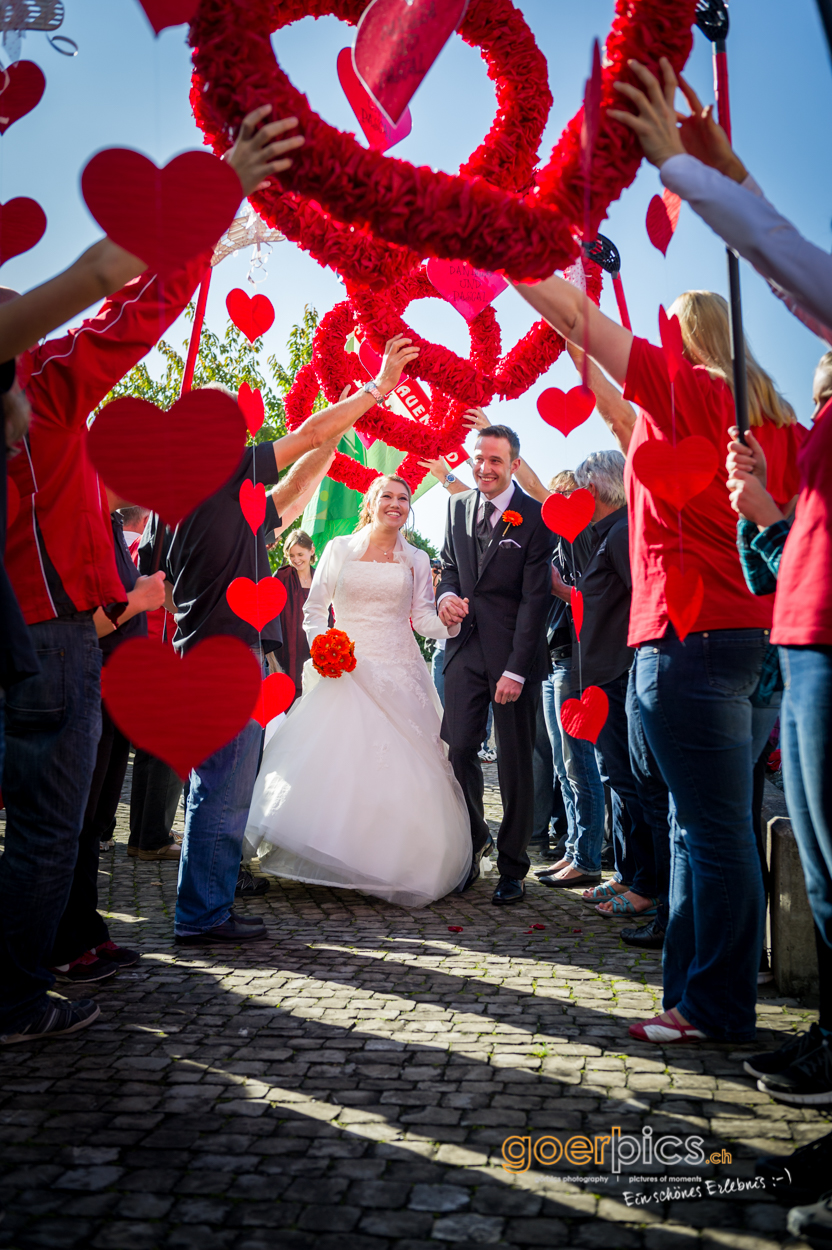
[311,627,357,678]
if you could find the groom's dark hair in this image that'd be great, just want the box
[477,424,520,461]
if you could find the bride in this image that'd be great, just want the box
[245,474,473,907]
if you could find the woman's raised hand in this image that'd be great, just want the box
[377,334,421,395]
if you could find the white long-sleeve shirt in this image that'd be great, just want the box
[660,153,832,346]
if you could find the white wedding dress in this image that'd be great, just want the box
[244,530,472,907]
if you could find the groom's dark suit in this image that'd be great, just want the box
[438,483,555,879]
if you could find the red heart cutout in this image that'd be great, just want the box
[658,305,685,383]
[646,188,681,256]
[0,197,46,266]
[0,61,45,135]
[252,672,295,726]
[570,587,583,641]
[87,391,246,527]
[541,488,594,543]
[102,636,261,778]
[238,382,265,436]
[226,576,287,632]
[448,925,463,933]
[560,685,609,744]
[537,385,594,436]
[353,0,468,127]
[81,149,241,276]
[226,289,275,344]
[631,435,719,511]
[239,479,266,534]
[136,0,199,33]
[426,258,507,323]
[7,477,20,528]
[665,564,704,642]
[337,47,412,153]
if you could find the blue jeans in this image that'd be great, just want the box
[626,669,671,926]
[0,617,103,1032]
[175,718,263,935]
[543,659,605,874]
[432,647,445,707]
[634,628,768,1041]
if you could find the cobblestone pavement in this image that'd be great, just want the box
[0,762,828,1250]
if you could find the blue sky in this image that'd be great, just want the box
[4,0,832,545]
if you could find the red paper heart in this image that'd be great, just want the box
[6,478,20,528]
[102,636,261,778]
[81,149,241,276]
[658,305,685,383]
[0,61,45,135]
[238,381,265,435]
[353,0,468,127]
[0,198,46,267]
[426,258,507,323]
[239,479,266,534]
[136,0,199,34]
[631,435,719,511]
[226,289,275,344]
[448,925,463,933]
[336,47,412,152]
[252,672,295,725]
[646,188,681,256]
[665,564,704,642]
[541,488,595,543]
[537,385,594,436]
[570,587,583,641]
[560,685,609,744]
[87,391,246,527]
[226,576,287,632]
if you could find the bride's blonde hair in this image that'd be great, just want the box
[356,474,413,530]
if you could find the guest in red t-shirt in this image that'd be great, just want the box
[515,276,801,1048]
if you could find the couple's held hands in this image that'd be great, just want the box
[494,675,523,705]
[376,334,421,396]
[225,105,305,196]
[438,594,469,627]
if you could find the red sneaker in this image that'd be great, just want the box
[51,951,118,984]
[95,941,140,968]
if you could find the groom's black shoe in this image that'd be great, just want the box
[492,875,525,906]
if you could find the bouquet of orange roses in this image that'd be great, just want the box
[310,627,357,679]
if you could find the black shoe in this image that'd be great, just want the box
[758,1035,832,1106]
[236,867,270,897]
[94,941,141,967]
[744,1023,826,1080]
[788,1189,832,1248]
[540,871,602,889]
[1,996,100,1046]
[492,875,525,906]
[175,916,269,945]
[51,952,119,983]
[620,917,666,949]
[757,1128,832,1202]
[229,909,266,927]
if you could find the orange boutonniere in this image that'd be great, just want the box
[501,509,523,537]
[310,627,357,679]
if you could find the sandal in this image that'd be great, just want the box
[629,1009,709,1044]
[594,894,658,918]
[582,880,627,903]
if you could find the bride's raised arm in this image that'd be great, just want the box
[303,537,342,646]
[410,549,461,641]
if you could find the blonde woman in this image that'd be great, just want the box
[245,476,472,906]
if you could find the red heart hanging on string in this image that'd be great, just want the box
[560,685,609,744]
[252,672,296,726]
[81,149,242,276]
[537,385,594,436]
[238,381,265,435]
[336,47,412,153]
[658,305,685,382]
[226,575,287,632]
[631,435,719,510]
[87,390,246,527]
[239,479,266,534]
[570,587,584,641]
[0,198,47,266]
[646,188,682,256]
[665,564,704,642]
[0,61,45,135]
[102,635,261,779]
[135,0,199,34]
[541,488,595,543]
[226,289,275,343]
[6,478,20,528]
[353,0,468,127]
[426,258,507,323]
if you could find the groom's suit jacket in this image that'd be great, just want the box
[437,483,556,684]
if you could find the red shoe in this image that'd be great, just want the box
[629,1009,709,1044]
[95,941,140,968]
[51,951,118,984]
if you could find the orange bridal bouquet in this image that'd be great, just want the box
[311,627,357,678]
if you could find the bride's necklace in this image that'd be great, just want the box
[368,532,397,560]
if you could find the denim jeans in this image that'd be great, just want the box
[175,718,263,935]
[626,669,671,926]
[634,628,768,1041]
[0,617,103,1032]
[542,659,605,874]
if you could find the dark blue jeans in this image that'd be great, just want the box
[626,668,671,923]
[0,617,103,1032]
[543,660,605,874]
[634,628,768,1041]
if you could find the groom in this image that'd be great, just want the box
[437,424,556,904]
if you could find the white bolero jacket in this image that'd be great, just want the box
[303,528,460,648]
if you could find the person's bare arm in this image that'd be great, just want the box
[418,457,470,495]
[93,572,166,637]
[512,458,549,504]
[567,342,636,454]
[270,442,337,536]
[513,275,633,387]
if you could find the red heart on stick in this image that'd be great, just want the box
[665,564,704,642]
[102,636,261,779]
[87,391,246,527]
[136,0,199,33]
[541,488,595,542]
[631,435,719,511]
[226,576,287,632]
[336,47,412,153]
[658,305,685,382]
[252,672,296,726]
[0,61,45,135]
[238,381,265,435]
[226,289,275,343]
[537,385,594,436]
[646,188,681,256]
[7,478,20,528]
[560,685,609,744]
[570,587,584,641]
[239,479,266,534]
[0,198,46,266]
[82,149,241,276]
[426,258,507,323]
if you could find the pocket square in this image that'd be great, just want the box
[499,538,521,548]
